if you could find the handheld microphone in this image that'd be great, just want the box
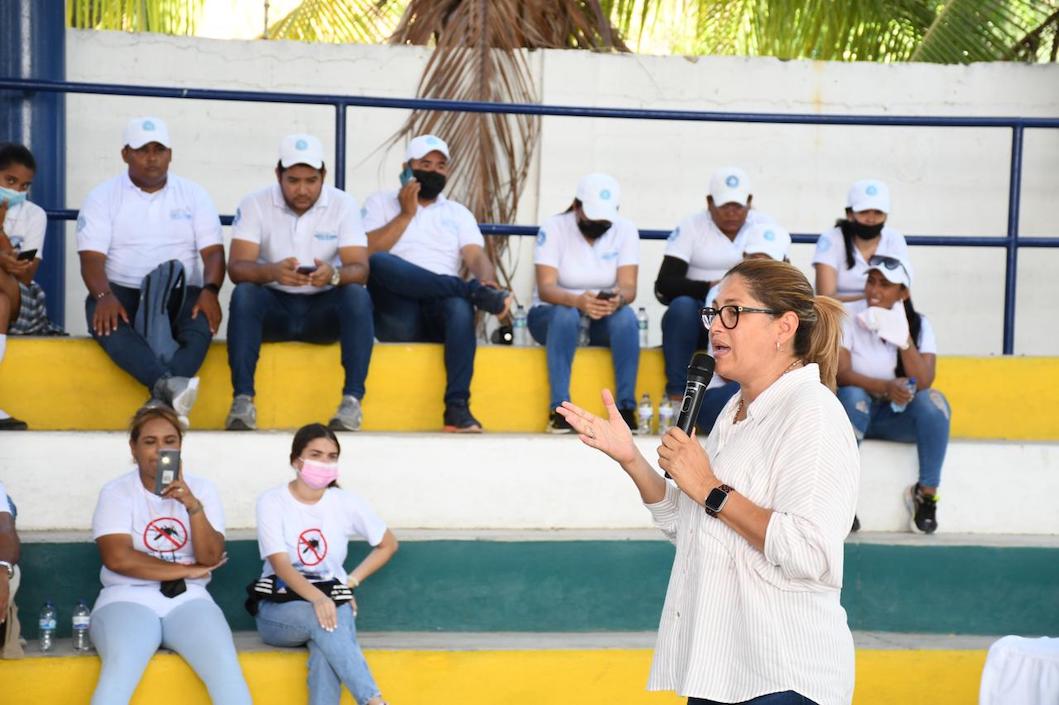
[665,351,716,479]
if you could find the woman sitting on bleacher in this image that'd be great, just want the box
[836,255,951,535]
[89,405,251,705]
[251,423,398,705]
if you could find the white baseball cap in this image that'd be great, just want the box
[124,117,171,149]
[576,173,621,221]
[743,223,792,262]
[279,134,325,169]
[405,135,450,161]
[709,167,751,207]
[867,254,913,288]
[847,179,891,213]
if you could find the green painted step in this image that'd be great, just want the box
[16,539,1059,638]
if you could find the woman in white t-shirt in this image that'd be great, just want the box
[812,179,910,309]
[253,423,398,705]
[836,255,950,535]
[89,405,251,705]
[529,173,640,433]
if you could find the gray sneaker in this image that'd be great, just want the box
[225,394,257,431]
[153,376,200,418]
[329,395,363,432]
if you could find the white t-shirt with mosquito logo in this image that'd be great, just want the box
[91,470,226,617]
[256,483,388,583]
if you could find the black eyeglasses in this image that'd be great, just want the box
[701,305,779,329]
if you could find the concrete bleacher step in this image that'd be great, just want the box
[3,338,1059,438]
[3,631,996,705]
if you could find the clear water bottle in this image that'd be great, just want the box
[512,305,529,346]
[578,313,591,347]
[658,395,674,435]
[73,599,91,652]
[890,377,918,413]
[39,601,57,652]
[637,392,653,435]
[637,307,649,348]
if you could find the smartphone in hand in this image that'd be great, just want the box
[596,290,616,300]
[16,249,37,261]
[399,166,414,186]
[155,449,181,495]
[296,264,318,275]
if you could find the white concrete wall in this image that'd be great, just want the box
[60,30,1059,354]
[4,432,1057,535]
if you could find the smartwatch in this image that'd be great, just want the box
[704,484,733,517]
[329,267,342,287]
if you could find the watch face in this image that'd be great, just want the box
[706,487,728,512]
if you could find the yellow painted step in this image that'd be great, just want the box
[1,337,1056,439]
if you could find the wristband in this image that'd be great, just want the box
[0,560,13,579]
[202,282,221,295]
[348,575,361,589]
[95,290,112,300]
[187,501,204,516]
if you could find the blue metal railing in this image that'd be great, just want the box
[2,77,1058,353]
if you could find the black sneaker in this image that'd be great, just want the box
[547,410,574,434]
[443,401,483,433]
[618,407,636,431]
[906,484,939,534]
[0,415,28,431]
[469,283,511,315]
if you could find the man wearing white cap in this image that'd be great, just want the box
[225,134,373,432]
[656,166,774,409]
[363,134,510,433]
[529,173,640,433]
[77,117,225,422]
[813,178,910,311]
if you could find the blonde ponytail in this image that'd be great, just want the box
[807,295,845,391]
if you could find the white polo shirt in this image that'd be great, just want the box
[232,184,367,295]
[77,172,223,288]
[531,211,639,306]
[3,200,47,261]
[256,483,387,583]
[362,191,483,277]
[812,226,909,301]
[841,300,937,381]
[664,209,774,284]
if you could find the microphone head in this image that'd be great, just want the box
[686,351,715,385]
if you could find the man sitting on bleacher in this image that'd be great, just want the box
[0,479,21,658]
[363,135,511,433]
[77,117,225,424]
[225,134,373,431]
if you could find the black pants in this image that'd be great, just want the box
[689,692,817,705]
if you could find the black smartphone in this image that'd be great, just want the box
[155,449,180,496]
[399,165,414,186]
[597,290,616,300]
[296,264,318,275]
[16,249,37,261]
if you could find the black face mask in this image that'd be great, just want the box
[412,169,447,200]
[846,219,885,240]
[577,218,612,240]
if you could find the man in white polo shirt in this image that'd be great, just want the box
[363,134,510,433]
[655,166,774,407]
[77,117,225,422]
[225,134,373,432]
[0,480,20,657]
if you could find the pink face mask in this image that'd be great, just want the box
[296,459,339,489]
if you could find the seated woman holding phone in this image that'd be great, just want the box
[528,173,641,433]
[89,405,251,705]
[0,142,64,430]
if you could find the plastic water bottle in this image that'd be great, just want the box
[637,393,653,435]
[39,601,57,652]
[637,307,649,348]
[512,305,529,346]
[578,314,591,347]
[73,599,91,652]
[890,377,918,413]
[658,395,674,435]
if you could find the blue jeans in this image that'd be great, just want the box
[89,599,251,705]
[689,692,817,704]
[368,252,476,405]
[837,385,951,488]
[697,381,740,434]
[662,295,710,397]
[256,600,380,705]
[85,283,212,392]
[226,283,374,399]
[527,304,639,410]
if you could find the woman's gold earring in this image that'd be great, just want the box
[776,340,781,351]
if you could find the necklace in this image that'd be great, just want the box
[736,359,804,420]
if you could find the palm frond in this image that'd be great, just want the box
[66,0,203,34]
[913,0,1059,62]
[267,0,403,44]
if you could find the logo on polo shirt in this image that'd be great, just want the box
[866,185,878,196]
[817,236,832,253]
[77,213,87,232]
[536,229,546,247]
[667,226,680,242]
[726,175,739,188]
[440,218,459,236]
[170,208,193,221]
[314,231,337,241]
[296,139,308,150]
[600,250,619,261]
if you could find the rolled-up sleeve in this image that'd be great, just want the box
[645,482,682,544]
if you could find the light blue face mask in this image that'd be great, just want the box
[0,186,26,207]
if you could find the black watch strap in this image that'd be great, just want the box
[704,483,733,517]
[202,282,221,294]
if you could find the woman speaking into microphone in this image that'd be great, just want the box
[558,259,858,705]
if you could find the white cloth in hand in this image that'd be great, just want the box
[857,302,910,350]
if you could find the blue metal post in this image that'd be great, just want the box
[1003,126,1024,355]
[334,103,347,190]
[0,0,66,327]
